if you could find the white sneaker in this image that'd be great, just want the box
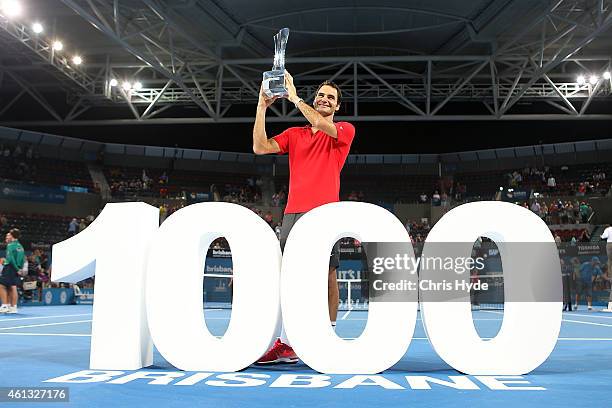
[0,305,9,314]
[573,304,578,311]
[8,306,17,314]
[602,303,612,312]
[588,306,593,311]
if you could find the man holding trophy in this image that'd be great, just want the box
[253,28,356,364]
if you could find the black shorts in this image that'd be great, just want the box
[0,264,20,287]
[280,212,341,270]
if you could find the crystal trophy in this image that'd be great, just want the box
[263,28,290,98]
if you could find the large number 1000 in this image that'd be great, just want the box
[51,201,561,375]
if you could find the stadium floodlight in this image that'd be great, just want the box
[109,78,118,87]
[604,71,611,80]
[589,75,598,85]
[72,55,82,65]
[1,0,22,18]
[52,40,63,51]
[576,75,585,85]
[122,81,132,91]
[508,188,514,193]
[499,187,503,191]
[32,22,43,34]
[133,81,143,91]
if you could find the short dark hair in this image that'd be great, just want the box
[315,81,342,105]
[9,228,20,239]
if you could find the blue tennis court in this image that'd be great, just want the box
[1,305,612,407]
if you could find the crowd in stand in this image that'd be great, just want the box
[507,165,609,196]
[523,199,594,225]
[272,185,288,207]
[207,206,279,250]
[108,167,264,204]
[404,219,432,243]
[0,143,39,181]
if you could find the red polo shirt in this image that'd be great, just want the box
[273,122,355,214]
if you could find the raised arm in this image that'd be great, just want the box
[253,85,281,155]
[284,71,338,139]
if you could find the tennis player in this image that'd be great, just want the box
[252,72,355,364]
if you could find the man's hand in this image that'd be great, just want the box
[284,71,299,104]
[258,84,278,109]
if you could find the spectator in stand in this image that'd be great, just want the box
[579,229,591,242]
[68,218,78,237]
[419,193,428,204]
[264,211,273,226]
[547,175,556,192]
[530,200,541,214]
[554,233,562,244]
[431,191,441,206]
[159,172,169,184]
[579,202,591,223]
[78,219,87,233]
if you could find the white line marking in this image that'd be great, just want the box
[0,313,92,322]
[346,318,502,321]
[484,310,612,328]
[341,310,351,320]
[0,332,610,342]
[339,337,612,341]
[560,319,612,328]
[565,312,612,319]
[0,320,92,331]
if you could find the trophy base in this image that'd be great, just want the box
[263,70,288,98]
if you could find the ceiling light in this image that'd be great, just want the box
[72,55,82,65]
[1,0,22,18]
[122,81,132,91]
[576,75,585,85]
[32,22,43,34]
[133,81,142,91]
[52,41,63,51]
[109,78,118,87]
[589,75,598,85]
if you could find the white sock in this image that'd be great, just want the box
[331,321,337,332]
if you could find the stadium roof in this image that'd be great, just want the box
[0,0,611,127]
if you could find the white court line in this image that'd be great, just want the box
[346,318,502,321]
[339,337,612,341]
[565,312,612,320]
[484,310,612,328]
[559,319,612,328]
[0,313,92,322]
[341,310,352,320]
[0,332,611,341]
[0,320,92,331]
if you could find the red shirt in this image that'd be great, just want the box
[273,122,355,214]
